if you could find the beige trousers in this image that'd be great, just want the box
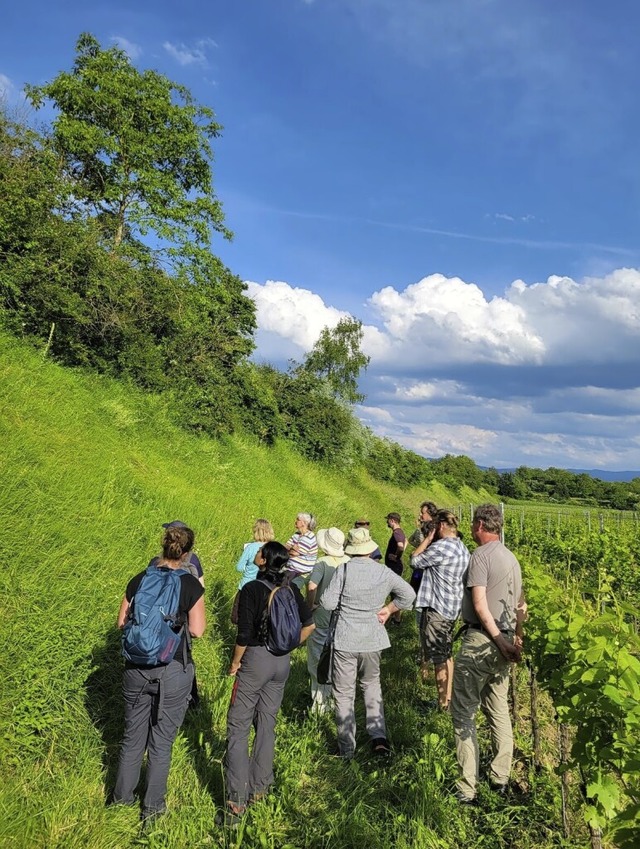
[450,628,513,799]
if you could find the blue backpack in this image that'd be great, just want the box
[261,580,302,656]
[122,566,189,666]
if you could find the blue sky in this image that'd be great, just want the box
[2,0,640,471]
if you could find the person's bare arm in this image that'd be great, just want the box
[377,601,400,625]
[117,595,129,629]
[306,582,318,609]
[187,595,206,638]
[300,623,316,644]
[471,586,521,662]
[228,644,247,675]
[514,590,527,648]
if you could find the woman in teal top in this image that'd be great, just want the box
[235,519,275,588]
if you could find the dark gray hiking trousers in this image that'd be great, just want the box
[113,660,194,816]
[225,645,290,806]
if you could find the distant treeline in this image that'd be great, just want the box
[1,34,638,512]
[491,465,640,511]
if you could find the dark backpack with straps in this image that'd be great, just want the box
[259,580,302,656]
[122,566,189,666]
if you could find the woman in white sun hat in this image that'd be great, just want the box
[320,526,415,758]
[306,528,350,712]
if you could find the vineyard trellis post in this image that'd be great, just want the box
[559,722,571,839]
[530,665,541,770]
[510,665,518,725]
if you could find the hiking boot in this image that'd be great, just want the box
[215,804,246,828]
[490,781,509,797]
[453,790,477,807]
[418,698,439,713]
[371,737,391,756]
[140,809,165,831]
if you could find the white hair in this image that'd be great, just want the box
[297,512,317,531]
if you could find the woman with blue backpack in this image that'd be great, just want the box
[222,541,315,826]
[112,524,206,823]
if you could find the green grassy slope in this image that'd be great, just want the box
[0,335,561,849]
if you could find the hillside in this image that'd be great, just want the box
[4,334,545,849]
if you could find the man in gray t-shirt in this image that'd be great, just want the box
[451,504,526,803]
[460,540,522,633]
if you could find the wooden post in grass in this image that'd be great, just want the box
[530,666,541,769]
[559,722,571,838]
[588,825,603,849]
[41,322,55,359]
[510,664,519,725]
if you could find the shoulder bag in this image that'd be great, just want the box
[316,564,348,686]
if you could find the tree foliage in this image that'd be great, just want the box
[1,36,256,438]
[26,32,230,269]
[299,316,370,404]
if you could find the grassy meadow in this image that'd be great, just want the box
[1,334,571,849]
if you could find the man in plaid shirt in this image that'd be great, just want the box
[411,510,470,710]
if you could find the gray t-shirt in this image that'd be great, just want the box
[308,554,349,629]
[461,540,522,632]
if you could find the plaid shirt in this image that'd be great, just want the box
[412,536,470,620]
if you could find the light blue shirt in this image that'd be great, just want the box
[236,541,261,589]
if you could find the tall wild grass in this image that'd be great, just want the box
[1,335,567,848]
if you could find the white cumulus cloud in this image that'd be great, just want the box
[0,74,14,99]
[163,38,217,68]
[507,268,640,362]
[369,273,545,366]
[246,268,640,469]
[111,36,142,60]
[246,279,350,352]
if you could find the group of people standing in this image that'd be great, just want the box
[111,502,526,827]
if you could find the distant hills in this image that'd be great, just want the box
[566,469,640,483]
[490,467,640,483]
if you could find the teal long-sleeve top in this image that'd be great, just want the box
[236,541,261,589]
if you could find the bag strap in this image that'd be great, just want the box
[327,562,348,637]
[257,578,278,645]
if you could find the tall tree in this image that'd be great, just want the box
[299,317,370,404]
[24,33,255,371]
[25,33,231,274]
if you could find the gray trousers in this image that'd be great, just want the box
[450,629,513,799]
[113,660,194,816]
[225,645,290,806]
[307,625,333,712]
[332,650,386,756]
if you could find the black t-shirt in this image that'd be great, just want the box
[385,527,407,571]
[148,552,203,579]
[125,568,204,666]
[236,575,313,647]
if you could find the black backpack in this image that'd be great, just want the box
[259,580,302,656]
